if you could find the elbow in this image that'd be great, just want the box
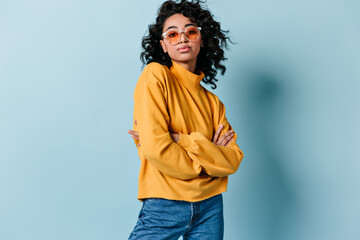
[230,163,240,174]
[224,150,244,175]
[226,162,240,176]
[214,154,243,177]
[231,160,241,174]
[231,152,244,174]
[232,151,244,173]
[207,165,238,177]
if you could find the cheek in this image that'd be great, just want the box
[193,42,202,53]
[161,42,168,53]
[167,48,177,57]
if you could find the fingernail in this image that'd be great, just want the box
[220,124,223,127]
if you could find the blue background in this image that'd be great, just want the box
[1,0,359,239]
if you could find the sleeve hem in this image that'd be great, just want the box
[177,133,195,151]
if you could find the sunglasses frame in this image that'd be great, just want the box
[161,26,202,46]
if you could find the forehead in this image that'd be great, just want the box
[163,13,195,31]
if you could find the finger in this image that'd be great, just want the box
[131,135,140,140]
[225,137,234,146]
[127,130,134,135]
[128,130,139,136]
[221,132,234,146]
[128,131,140,140]
[216,130,233,145]
[212,124,224,143]
[219,134,233,146]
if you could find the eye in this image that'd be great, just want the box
[167,31,179,38]
[186,28,198,35]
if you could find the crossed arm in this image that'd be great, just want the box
[128,120,235,147]
[128,117,242,178]
[130,64,243,179]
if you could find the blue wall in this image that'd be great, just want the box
[1,0,359,239]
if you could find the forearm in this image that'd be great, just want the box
[177,131,244,177]
[139,131,203,180]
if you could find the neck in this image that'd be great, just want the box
[172,59,197,73]
[170,60,204,91]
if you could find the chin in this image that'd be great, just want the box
[171,54,198,63]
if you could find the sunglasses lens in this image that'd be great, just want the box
[166,30,180,45]
[185,27,200,41]
[163,27,200,45]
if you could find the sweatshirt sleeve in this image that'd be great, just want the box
[133,63,202,180]
[176,96,244,177]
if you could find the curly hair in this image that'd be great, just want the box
[140,0,232,89]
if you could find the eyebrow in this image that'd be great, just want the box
[165,23,196,32]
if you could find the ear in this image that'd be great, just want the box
[201,39,204,47]
[160,40,167,53]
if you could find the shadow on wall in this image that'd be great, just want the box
[235,69,299,239]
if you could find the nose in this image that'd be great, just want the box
[179,31,188,43]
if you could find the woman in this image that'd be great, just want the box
[127,0,244,239]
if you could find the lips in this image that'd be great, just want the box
[177,46,191,52]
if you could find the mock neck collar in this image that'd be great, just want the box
[170,60,205,91]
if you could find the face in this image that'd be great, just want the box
[160,14,203,69]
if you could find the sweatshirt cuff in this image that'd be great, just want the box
[177,133,195,151]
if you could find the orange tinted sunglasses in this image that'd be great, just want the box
[161,26,202,46]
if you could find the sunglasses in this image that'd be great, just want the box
[161,26,202,46]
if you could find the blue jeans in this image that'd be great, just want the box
[128,194,224,240]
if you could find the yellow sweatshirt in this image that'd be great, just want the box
[132,60,244,202]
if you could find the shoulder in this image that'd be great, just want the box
[202,88,228,125]
[141,62,169,84]
[136,62,171,95]
[145,61,167,72]
[202,87,224,109]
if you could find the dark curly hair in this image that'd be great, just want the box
[140,0,232,89]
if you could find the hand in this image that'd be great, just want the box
[128,120,140,146]
[212,123,234,146]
